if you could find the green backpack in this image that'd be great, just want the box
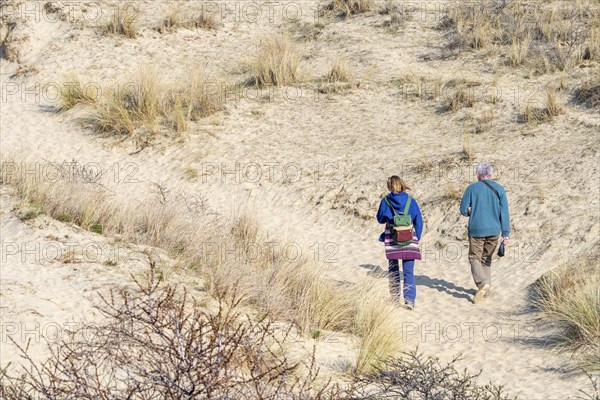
[384,195,414,246]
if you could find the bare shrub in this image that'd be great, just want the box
[0,263,356,399]
[355,350,516,400]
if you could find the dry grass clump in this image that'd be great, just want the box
[439,80,481,112]
[441,88,476,112]
[439,1,502,50]
[10,64,38,79]
[291,21,325,41]
[325,58,353,83]
[67,68,224,136]
[531,257,600,370]
[157,7,218,33]
[521,88,564,123]
[509,33,532,67]
[439,1,600,73]
[58,75,98,110]
[93,68,161,135]
[379,0,409,30]
[575,75,600,109]
[392,74,440,101]
[245,35,301,86]
[102,9,139,38]
[353,281,402,374]
[322,0,373,18]
[319,58,357,93]
[0,264,355,399]
[210,212,386,346]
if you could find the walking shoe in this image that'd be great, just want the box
[484,285,492,298]
[473,284,490,304]
[404,302,415,311]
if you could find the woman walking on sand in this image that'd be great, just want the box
[376,176,423,310]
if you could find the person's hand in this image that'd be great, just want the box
[501,237,509,245]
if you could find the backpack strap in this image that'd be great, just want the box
[481,180,500,200]
[403,196,412,215]
[384,196,398,216]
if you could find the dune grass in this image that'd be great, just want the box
[102,9,138,38]
[245,35,301,86]
[1,156,404,372]
[158,6,218,33]
[353,281,402,374]
[58,75,98,110]
[440,0,600,73]
[60,68,224,136]
[521,88,565,123]
[532,257,600,370]
[325,58,353,84]
[322,0,373,18]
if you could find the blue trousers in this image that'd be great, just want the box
[388,259,416,305]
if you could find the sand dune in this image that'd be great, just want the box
[1,0,599,398]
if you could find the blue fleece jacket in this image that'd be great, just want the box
[377,191,423,242]
[460,179,510,238]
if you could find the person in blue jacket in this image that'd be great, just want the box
[460,162,510,303]
[377,176,423,310]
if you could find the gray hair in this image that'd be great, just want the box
[476,162,493,177]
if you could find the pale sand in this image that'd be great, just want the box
[1,1,599,398]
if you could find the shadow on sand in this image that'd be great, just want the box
[359,264,475,303]
[416,275,475,303]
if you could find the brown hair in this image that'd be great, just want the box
[387,175,410,193]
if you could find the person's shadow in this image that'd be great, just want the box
[415,275,475,302]
[359,264,475,303]
[358,264,386,277]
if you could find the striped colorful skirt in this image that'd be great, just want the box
[384,225,421,260]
